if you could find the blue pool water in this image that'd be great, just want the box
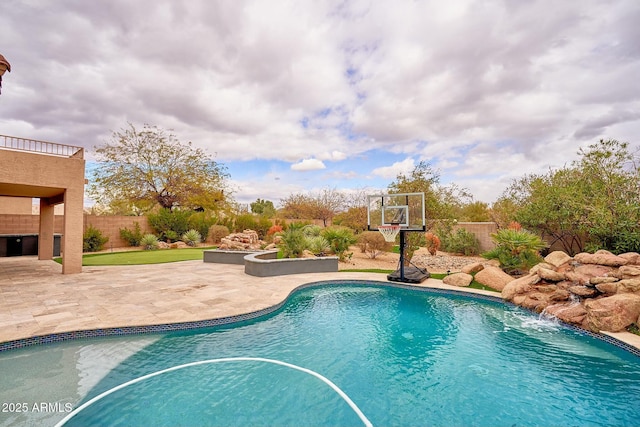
[1,283,640,427]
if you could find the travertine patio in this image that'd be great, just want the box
[1,256,638,351]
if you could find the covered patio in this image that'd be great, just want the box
[0,135,85,274]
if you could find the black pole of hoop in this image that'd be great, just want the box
[399,229,406,281]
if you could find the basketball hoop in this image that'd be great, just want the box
[378,225,401,242]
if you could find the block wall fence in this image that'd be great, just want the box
[0,215,504,252]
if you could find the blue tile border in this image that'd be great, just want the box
[1,279,639,358]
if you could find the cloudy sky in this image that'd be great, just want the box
[1,0,639,207]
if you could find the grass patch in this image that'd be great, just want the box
[54,247,216,266]
[628,323,640,336]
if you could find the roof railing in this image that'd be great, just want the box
[0,134,84,158]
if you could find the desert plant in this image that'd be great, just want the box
[302,224,323,237]
[357,231,392,259]
[209,225,230,244]
[482,228,547,273]
[83,225,109,252]
[322,227,357,261]
[119,222,144,247]
[267,224,283,235]
[164,230,179,243]
[278,227,308,258]
[444,229,480,256]
[147,208,192,241]
[307,235,331,256]
[182,229,202,247]
[424,232,441,255]
[140,234,160,250]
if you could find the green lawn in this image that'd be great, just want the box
[55,247,216,266]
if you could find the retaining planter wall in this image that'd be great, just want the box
[203,249,338,276]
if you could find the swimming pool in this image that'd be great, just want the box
[1,282,639,426]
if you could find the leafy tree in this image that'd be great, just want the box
[90,123,230,212]
[458,201,492,222]
[281,188,346,226]
[250,199,276,217]
[387,161,471,225]
[500,139,640,254]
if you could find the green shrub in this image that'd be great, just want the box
[302,224,322,237]
[187,212,216,243]
[307,236,330,256]
[182,229,202,247]
[482,228,547,273]
[83,225,109,253]
[147,208,192,241]
[164,230,179,243]
[119,222,144,247]
[278,227,308,258]
[209,225,230,244]
[234,213,258,233]
[322,227,357,261]
[357,231,392,259]
[140,234,159,250]
[443,229,481,256]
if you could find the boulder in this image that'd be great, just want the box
[474,266,514,291]
[595,282,619,295]
[544,251,572,267]
[443,272,473,287]
[589,276,619,285]
[618,265,640,278]
[545,303,588,325]
[502,274,541,301]
[617,278,640,294]
[564,271,591,286]
[574,264,614,278]
[574,251,628,267]
[461,262,484,274]
[529,263,555,275]
[568,286,599,298]
[537,267,565,282]
[618,252,640,265]
[584,294,640,332]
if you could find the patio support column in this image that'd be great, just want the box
[62,188,83,274]
[38,198,54,260]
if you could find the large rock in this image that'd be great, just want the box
[461,262,484,274]
[502,274,541,301]
[443,272,473,287]
[584,294,640,332]
[544,251,572,267]
[568,285,599,298]
[574,250,628,267]
[619,252,640,265]
[545,302,588,326]
[537,267,565,282]
[618,265,640,278]
[474,266,514,291]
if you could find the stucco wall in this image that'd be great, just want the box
[453,222,498,252]
[0,196,32,214]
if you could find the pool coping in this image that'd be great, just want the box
[2,278,639,358]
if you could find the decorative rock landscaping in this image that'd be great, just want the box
[500,250,640,332]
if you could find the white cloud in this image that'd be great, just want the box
[372,158,415,179]
[1,1,639,205]
[291,158,326,171]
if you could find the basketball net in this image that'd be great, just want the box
[378,225,401,242]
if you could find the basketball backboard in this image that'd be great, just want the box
[367,192,425,231]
